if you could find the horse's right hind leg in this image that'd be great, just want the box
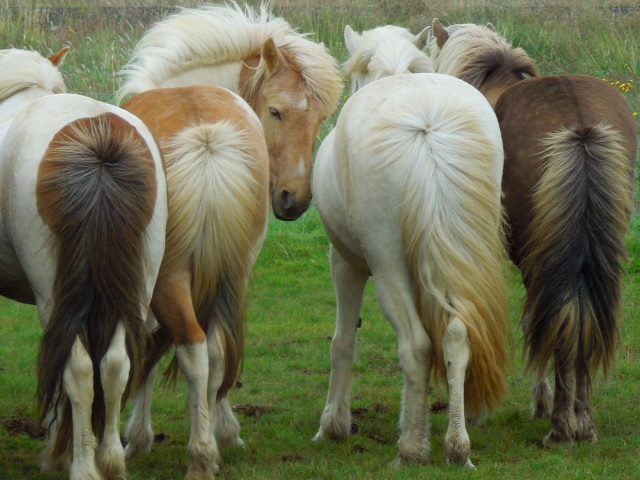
[64,337,102,480]
[574,358,597,443]
[96,323,130,480]
[543,351,577,447]
[314,246,368,443]
[124,364,158,458]
[207,322,243,451]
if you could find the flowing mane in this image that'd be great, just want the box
[344,25,433,80]
[431,24,538,88]
[118,3,342,115]
[0,49,65,102]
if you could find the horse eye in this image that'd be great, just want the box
[269,107,282,120]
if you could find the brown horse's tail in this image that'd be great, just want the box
[398,107,509,417]
[35,112,157,459]
[523,124,634,378]
[159,121,265,399]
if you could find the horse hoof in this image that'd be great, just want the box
[388,457,404,469]
[542,430,575,448]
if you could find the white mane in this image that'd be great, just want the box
[118,3,343,115]
[0,49,66,103]
[344,25,433,93]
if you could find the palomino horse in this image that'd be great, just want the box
[118,3,342,220]
[312,72,509,468]
[0,48,167,480]
[431,20,637,446]
[121,86,269,480]
[342,24,433,93]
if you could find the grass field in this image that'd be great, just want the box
[1,1,639,479]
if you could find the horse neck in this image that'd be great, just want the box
[0,87,51,127]
[159,62,243,95]
[481,71,520,109]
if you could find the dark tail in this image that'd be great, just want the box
[35,112,157,459]
[522,124,634,376]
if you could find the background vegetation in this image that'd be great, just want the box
[0,1,638,479]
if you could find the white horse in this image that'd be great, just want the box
[0,48,167,480]
[312,73,509,468]
[342,24,433,92]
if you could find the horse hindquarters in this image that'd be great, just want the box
[36,112,158,479]
[522,124,634,445]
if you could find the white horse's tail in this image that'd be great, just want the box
[161,121,264,397]
[398,105,509,416]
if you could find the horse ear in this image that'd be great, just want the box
[48,45,70,66]
[486,22,495,32]
[414,26,431,50]
[262,37,286,75]
[344,25,360,55]
[432,18,449,49]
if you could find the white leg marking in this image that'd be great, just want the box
[124,364,157,458]
[177,341,217,480]
[443,316,474,468]
[314,247,368,443]
[64,337,103,480]
[96,323,129,480]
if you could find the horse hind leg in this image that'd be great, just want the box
[574,357,597,443]
[124,364,158,458]
[207,322,243,451]
[314,246,368,443]
[374,270,431,467]
[96,323,129,480]
[443,315,474,468]
[543,350,577,447]
[531,369,553,419]
[64,337,103,480]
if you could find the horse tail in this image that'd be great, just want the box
[398,105,509,416]
[161,121,264,399]
[35,112,157,458]
[522,124,633,377]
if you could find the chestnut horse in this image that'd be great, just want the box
[431,20,637,446]
[121,86,269,480]
[312,73,509,468]
[0,48,167,480]
[118,3,342,220]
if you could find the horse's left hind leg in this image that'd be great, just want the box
[574,358,597,443]
[443,316,474,468]
[531,371,553,419]
[96,323,129,480]
[543,352,577,447]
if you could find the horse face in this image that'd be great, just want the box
[257,41,326,221]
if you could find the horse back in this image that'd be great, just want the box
[495,75,637,265]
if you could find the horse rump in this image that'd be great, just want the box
[35,112,157,459]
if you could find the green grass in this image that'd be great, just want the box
[1,1,639,479]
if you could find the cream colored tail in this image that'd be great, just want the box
[400,113,509,416]
[164,121,263,397]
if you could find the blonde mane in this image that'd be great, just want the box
[118,3,342,115]
[0,49,66,103]
[431,24,538,88]
[344,26,433,81]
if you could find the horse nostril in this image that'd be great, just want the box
[281,190,293,210]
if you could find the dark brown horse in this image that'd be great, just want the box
[431,19,637,446]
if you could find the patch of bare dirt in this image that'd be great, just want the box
[1,416,45,439]
[233,404,276,418]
